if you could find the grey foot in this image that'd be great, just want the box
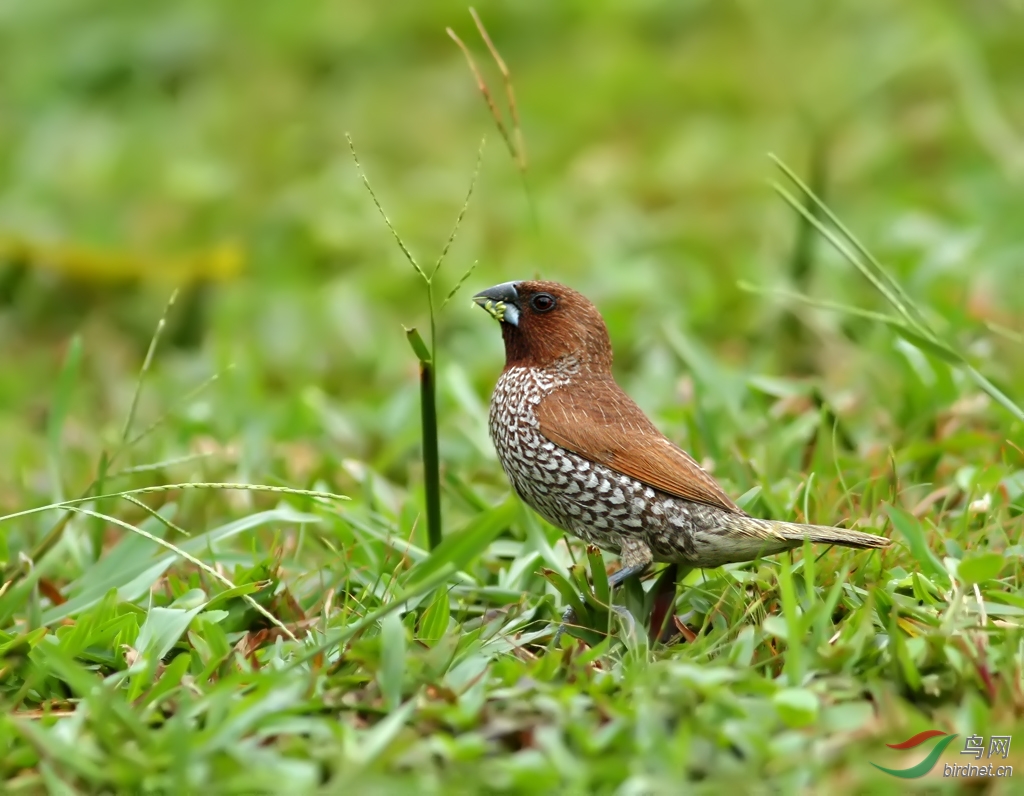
[552,603,638,644]
[552,604,577,646]
[552,562,650,644]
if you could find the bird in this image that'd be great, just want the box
[473,279,891,640]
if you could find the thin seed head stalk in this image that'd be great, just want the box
[449,11,538,231]
[769,153,1024,424]
[347,134,484,550]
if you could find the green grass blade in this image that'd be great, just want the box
[407,495,517,587]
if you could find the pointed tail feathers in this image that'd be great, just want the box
[692,514,890,567]
[769,520,890,550]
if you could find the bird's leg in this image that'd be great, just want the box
[650,564,699,643]
[553,539,653,645]
[606,562,652,589]
[648,563,678,643]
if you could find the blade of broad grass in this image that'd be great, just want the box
[417,587,451,644]
[190,621,234,686]
[404,327,432,364]
[520,508,571,581]
[0,481,339,619]
[587,545,610,608]
[11,712,109,783]
[957,552,1004,584]
[286,564,458,671]
[338,510,476,585]
[887,605,922,691]
[378,610,406,710]
[661,322,745,426]
[130,604,205,680]
[540,568,588,621]
[136,650,191,710]
[39,761,80,793]
[814,565,851,648]
[777,551,804,686]
[45,590,126,661]
[773,688,820,729]
[198,679,307,753]
[354,699,418,767]
[800,536,816,615]
[407,494,518,588]
[31,643,149,738]
[33,505,319,626]
[47,503,179,598]
[62,505,299,641]
[885,505,949,587]
[727,625,757,667]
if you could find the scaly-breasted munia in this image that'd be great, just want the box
[474,280,890,635]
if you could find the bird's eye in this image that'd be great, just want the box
[530,293,557,313]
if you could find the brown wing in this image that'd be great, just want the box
[536,376,744,514]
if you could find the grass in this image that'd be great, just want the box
[2,1,1024,793]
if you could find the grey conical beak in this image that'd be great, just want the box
[473,281,520,326]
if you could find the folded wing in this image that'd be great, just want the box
[536,375,745,514]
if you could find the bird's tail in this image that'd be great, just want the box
[765,520,890,551]
[691,514,890,567]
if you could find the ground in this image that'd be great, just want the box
[1,1,1023,793]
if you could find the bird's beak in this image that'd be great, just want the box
[472,281,520,327]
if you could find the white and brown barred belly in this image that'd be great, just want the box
[488,365,759,570]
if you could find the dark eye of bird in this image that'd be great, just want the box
[530,293,556,312]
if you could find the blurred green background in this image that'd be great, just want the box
[3,3,1024,791]
[2,0,1022,527]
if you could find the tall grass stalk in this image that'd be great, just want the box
[448,8,537,230]
[768,154,1024,423]
[347,134,484,550]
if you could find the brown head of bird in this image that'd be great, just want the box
[473,280,614,373]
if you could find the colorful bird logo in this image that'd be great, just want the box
[872,730,959,778]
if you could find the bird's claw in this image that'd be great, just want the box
[552,602,639,645]
[552,604,577,646]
